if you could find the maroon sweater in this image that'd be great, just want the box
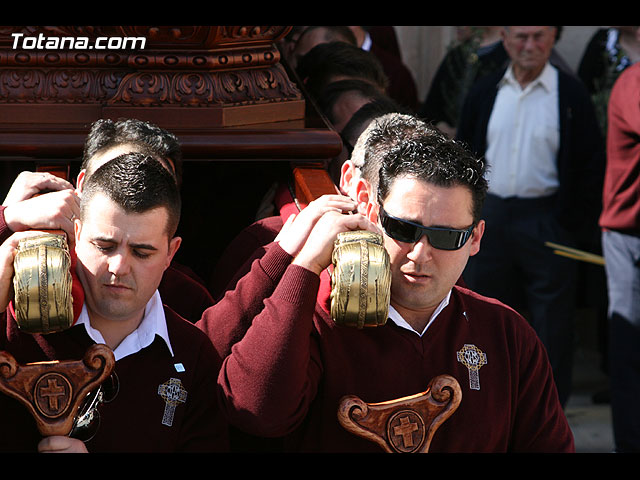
[600,62,640,234]
[202,246,574,453]
[0,206,10,244]
[0,306,228,452]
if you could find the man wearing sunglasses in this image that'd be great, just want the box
[211,125,574,452]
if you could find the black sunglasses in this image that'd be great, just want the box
[379,206,475,250]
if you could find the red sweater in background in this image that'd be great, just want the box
[600,62,640,234]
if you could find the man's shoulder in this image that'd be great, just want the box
[470,67,505,94]
[453,285,527,323]
[557,67,591,98]
[163,305,215,348]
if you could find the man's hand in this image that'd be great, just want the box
[38,436,88,453]
[3,189,80,240]
[3,171,75,206]
[292,209,379,276]
[275,194,357,258]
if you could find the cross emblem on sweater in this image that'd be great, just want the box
[456,344,487,390]
[158,378,187,427]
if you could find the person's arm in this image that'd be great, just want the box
[216,210,377,437]
[1,172,80,242]
[3,171,75,206]
[3,189,80,241]
[197,194,357,358]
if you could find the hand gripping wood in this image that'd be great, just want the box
[337,374,462,453]
[0,343,115,437]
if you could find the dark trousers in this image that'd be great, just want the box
[602,229,640,452]
[464,194,577,407]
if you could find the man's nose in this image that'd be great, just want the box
[523,35,537,50]
[107,251,131,276]
[406,234,434,263]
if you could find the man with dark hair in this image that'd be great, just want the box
[202,124,573,452]
[289,26,357,70]
[0,118,213,324]
[296,41,389,102]
[0,153,227,453]
[79,119,212,324]
[316,78,386,133]
[355,112,436,197]
[208,108,413,302]
[80,118,183,187]
[1,118,183,248]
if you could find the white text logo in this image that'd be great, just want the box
[11,33,146,50]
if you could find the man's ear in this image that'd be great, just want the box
[166,236,182,268]
[76,169,87,193]
[73,217,82,241]
[339,160,355,196]
[354,177,372,216]
[366,200,380,225]
[468,220,485,257]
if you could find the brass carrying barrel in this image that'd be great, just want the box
[13,232,74,334]
[330,230,391,329]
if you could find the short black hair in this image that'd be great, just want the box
[316,78,384,125]
[81,152,181,238]
[296,42,388,101]
[378,131,488,223]
[355,113,434,193]
[82,118,183,186]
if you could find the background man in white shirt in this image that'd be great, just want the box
[456,26,605,407]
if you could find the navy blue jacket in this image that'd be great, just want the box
[456,64,605,243]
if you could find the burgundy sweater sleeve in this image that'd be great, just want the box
[196,242,293,358]
[0,206,12,244]
[217,264,321,437]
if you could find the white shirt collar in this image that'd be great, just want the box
[76,290,174,361]
[387,290,452,337]
[500,61,557,93]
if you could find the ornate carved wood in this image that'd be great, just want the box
[0,25,341,281]
[0,343,115,437]
[337,375,462,453]
[0,26,341,163]
[0,27,303,124]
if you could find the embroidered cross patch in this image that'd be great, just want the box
[456,344,487,390]
[157,378,187,427]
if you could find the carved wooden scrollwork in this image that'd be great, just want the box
[0,25,301,119]
[337,375,462,453]
[0,343,115,437]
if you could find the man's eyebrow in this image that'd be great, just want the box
[129,243,159,251]
[92,236,158,252]
[92,235,116,243]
